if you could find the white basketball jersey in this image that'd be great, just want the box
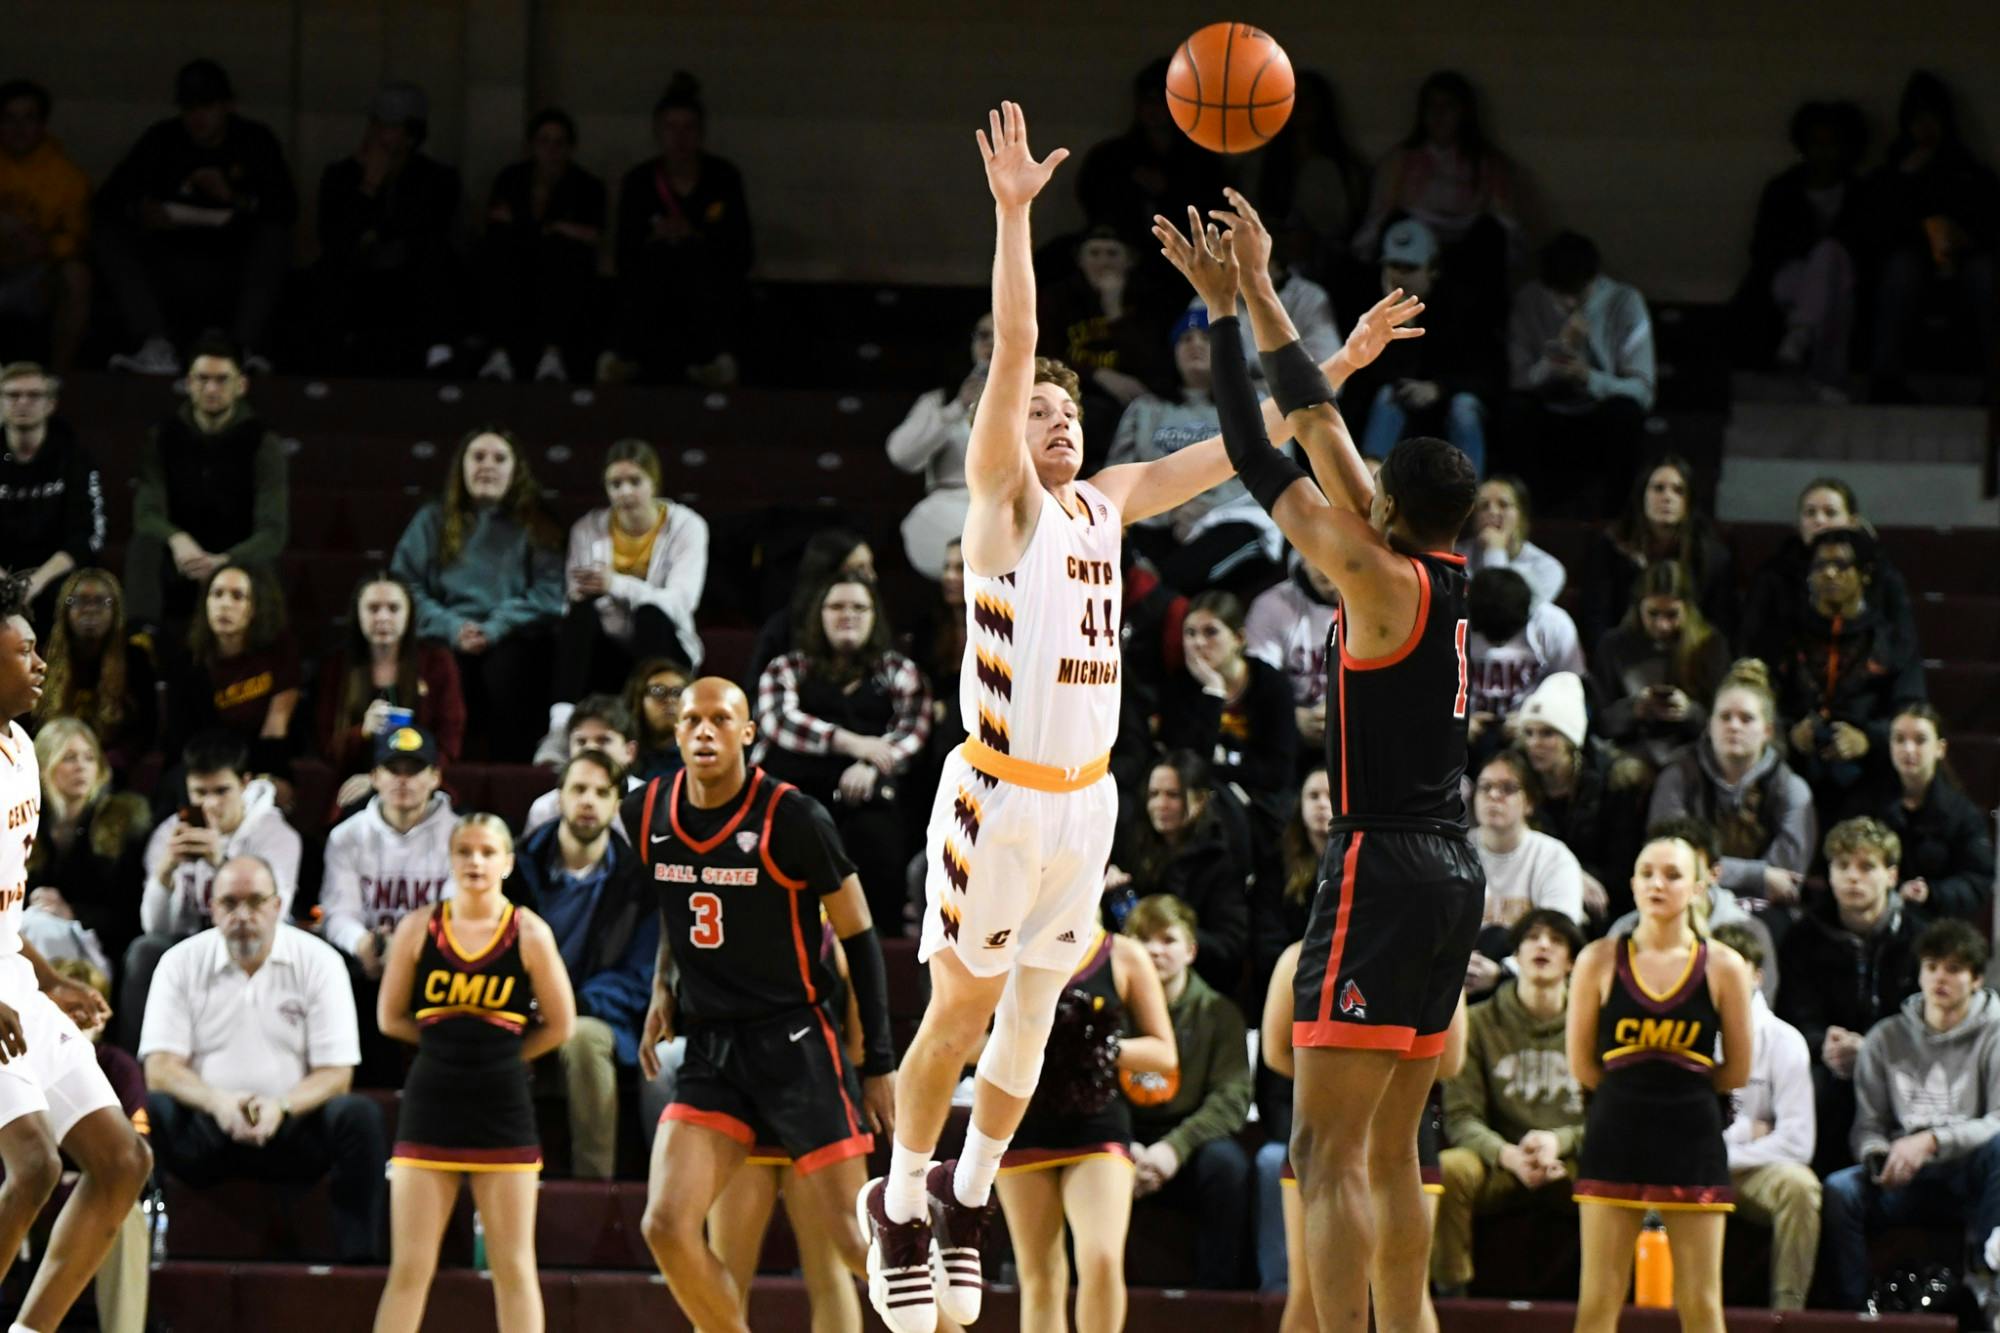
[0,723,39,961]
[959,479,1124,772]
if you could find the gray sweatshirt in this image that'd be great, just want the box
[1852,989,2000,1164]
[1647,740,1816,896]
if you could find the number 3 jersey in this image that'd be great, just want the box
[623,768,856,1029]
[960,480,1124,774]
[0,722,40,972]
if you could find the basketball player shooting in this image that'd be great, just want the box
[1154,193,1483,1333]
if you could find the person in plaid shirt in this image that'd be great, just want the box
[755,572,930,932]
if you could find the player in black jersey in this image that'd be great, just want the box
[1157,191,1480,1332]
[632,677,897,1333]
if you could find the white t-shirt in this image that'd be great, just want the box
[0,722,38,975]
[138,925,360,1098]
[1467,601,1585,720]
[1477,829,1585,927]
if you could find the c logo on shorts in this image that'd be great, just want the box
[1119,1067,1181,1108]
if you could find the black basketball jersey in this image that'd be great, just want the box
[1325,551,1471,824]
[1595,935,1721,1091]
[628,767,854,1028]
[410,900,538,1064]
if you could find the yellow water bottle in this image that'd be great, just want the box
[1633,1212,1673,1307]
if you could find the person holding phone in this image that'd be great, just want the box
[1592,560,1731,770]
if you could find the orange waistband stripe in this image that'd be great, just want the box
[960,739,1110,793]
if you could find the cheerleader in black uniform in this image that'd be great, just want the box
[1262,939,1465,1333]
[372,814,577,1333]
[991,927,1174,1333]
[1568,834,1752,1333]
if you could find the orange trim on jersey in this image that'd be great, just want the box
[1335,645,1349,813]
[759,785,807,891]
[639,776,662,852]
[1293,1019,1419,1052]
[1423,550,1469,565]
[1338,557,1432,672]
[814,1005,863,1142]
[794,1131,875,1176]
[1313,834,1365,1025]
[669,768,765,855]
[960,738,1109,793]
[661,1104,755,1145]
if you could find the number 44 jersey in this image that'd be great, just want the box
[624,769,855,1028]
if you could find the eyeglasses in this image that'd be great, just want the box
[1475,780,1523,798]
[214,892,275,917]
[644,684,683,699]
[64,594,113,609]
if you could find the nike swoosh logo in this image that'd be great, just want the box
[651,834,673,844]
[788,1027,811,1042]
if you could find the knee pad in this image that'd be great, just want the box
[974,965,1065,1099]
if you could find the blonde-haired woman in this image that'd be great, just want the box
[27,718,151,974]
[373,814,576,1333]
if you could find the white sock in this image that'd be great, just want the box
[15,1322,42,1333]
[953,1125,1011,1207]
[884,1138,931,1224]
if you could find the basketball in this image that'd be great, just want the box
[1164,22,1296,154]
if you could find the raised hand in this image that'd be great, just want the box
[977,101,1070,209]
[1152,206,1240,314]
[1335,288,1427,374]
[1208,187,1274,284]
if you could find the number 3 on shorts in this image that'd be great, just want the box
[689,891,725,948]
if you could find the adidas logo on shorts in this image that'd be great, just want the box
[1056,930,1076,943]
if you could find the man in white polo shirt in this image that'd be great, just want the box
[139,856,387,1262]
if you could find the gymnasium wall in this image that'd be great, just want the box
[13,0,2000,300]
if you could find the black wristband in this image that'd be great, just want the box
[839,925,897,1076]
[1207,316,1311,515]
[1259,338,1336,416]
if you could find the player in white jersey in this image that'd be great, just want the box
[0,576,154,1333]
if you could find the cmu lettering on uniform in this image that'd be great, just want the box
[1065,557,1115,586]
[1055,658,1119,686]
[1612,1016,1704,1051]
[423,970,518,1009]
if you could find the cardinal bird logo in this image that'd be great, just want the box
[1338,979,1368,1018]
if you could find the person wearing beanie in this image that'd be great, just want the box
[1514,672,1649,923]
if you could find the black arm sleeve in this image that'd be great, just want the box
[1258,338,1336,415]
[1206,316,1309,515]
[838,925,897,1075]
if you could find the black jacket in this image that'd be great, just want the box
[317,152,461,275]
[0,419,104,576]
[1113,807,1249,993]
[1533,739,1647,920]
[1743,535,1920,673]
[1576,526,1737,650]
[1772,599,1928,763]
[1776,891,1922,1062]
[26,793,152,968]
[1161,658,1301,805]
[1839,774,1997,925]
[96,113,297,231]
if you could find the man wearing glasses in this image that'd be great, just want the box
[139,855,388,1263]
[0,362,103,629]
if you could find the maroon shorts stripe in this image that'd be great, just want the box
[1572,1179,1734,1211]
[999,1143,1133,1173]
[391,1142,541,1167]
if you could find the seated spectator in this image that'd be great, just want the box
[139,856,386,1262]
[474,108,605,385]
[1257,767,1330,979]
[1038,228,1171,465]
[1737,101,1866,396]
[320,726,456,980]
[1229,229,1341,378]
[1458,475,1564,607]
[1245,68,1370,268]
[887,315,989,580]
[1592,560,1731,771]
[123,334,287,631]
[0,80,91,370]
[1614,814,1780,1004]
[745,528,874,689]
[1105,751,1249,990]
[1711,922,1820,1312]
[1504,232,1655,518]
[1434,909,1586,1296]
[1742,476,1919,674]
[0,362,104,624]
[1467,754,1584,996]
[310,83,463,375]
[163,564,300,776]
[316,572,465,809]
[1576,455,1734,649]
[1163,590,1300,818]
[26,718,150,978]
[526,694,640,834]
[1354,69,1519,322]
[1114,305,1279,597]
[1775,527,1927,808]
[1349,218,1502,475]
[904,536,967,734]
[605,73,750,387]
[1648,659,1816,907]
[555,438,706,706]
[34,568,159,772]
[502,751,656,1180]
[94,60,294,374]
[391,428,564,762]
[123,731,302,1049]
[1839,703,1995,925]
[755,574,929,930]
[1778,815,1923,1174]
[1121,894,1252,1291]
[1513,674,1646,921]
[1245,556,1337,759]
[1862,72,1999,402]
[1463,568,1584,759]
[1823,920,2000,1311]
[1077,57,1227,247]
[622,657,690,785]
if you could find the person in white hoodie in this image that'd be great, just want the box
[1824,920,2000,1311]
[118,730,300,1049]
[1463,567,1584,754]
[319,725,457,979]
[1711,923,1819,1311]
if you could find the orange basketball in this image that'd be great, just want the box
[1165,22,1295,154]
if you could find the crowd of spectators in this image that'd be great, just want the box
[0,49,1994,1318]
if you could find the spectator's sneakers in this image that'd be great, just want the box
[595,350,637,385]
[108,337,180,376]
[686,352,738,389]
[927,1160,996,1324]
[857,1176,937,1333]
[479,349,516,383]
[534,346,568,384]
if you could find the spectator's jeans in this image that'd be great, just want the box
[1872,244,1997,379]
[1432,1145,1577,1289]
[1141,1136,1252,1289]
[1359,384,1488,478]
[1253,1139,1289,1291]
[552,601,687,704]
[561,1015,620,1180]
[457,625,556,763]
[146,1090,388,1263]
[1823,1135,2000,1309]
[1731,1161,1821,1310]
[94,217,290,352]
